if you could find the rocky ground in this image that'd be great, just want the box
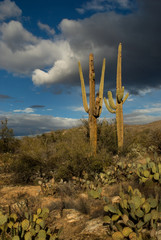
[0,177,129,240]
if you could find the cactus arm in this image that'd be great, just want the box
[116,43,122,90]
[98,58,106,116]
[122,92,129,104]
[108,91,116,110]
[78,61,89,113]
[117,86,124,103]
[104,97,116,114]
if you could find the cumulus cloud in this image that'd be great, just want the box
[0,113,81,136]
[38,21,55,35]
[0,0,22,21]
[0,21,73,74]
[32,41,78,85]
[1,21,38,51]
[13,108,34,113]
[0,0,160,93]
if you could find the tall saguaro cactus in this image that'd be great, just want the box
[104,43,129,150]
[78,54,106,155]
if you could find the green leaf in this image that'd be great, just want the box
[147,198,158,208]
[143,170,150,178]
[103,216,111,224]
[154,173,159,180]
[112,214,120,221]
[137,220,145,229]
[142,201,151,213]
[21,219,30,230]
[144,213,152,223]
[122,227,133,237]
[112,231,124,240]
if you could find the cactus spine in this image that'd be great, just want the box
[78,54,106,155]
[104,43,129,150]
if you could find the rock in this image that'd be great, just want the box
[112,196,121,204]
[64,209,84,223]
[81,218,107,236]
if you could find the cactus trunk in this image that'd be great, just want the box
[89,54,97,154]
[116,104,123,149]
[104,43,129,152]
[78,54,106,155]
[116,43,124,150]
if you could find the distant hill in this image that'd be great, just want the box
[124,120,161,132]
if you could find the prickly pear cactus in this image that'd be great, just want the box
[104,185,161,239]
[0,208,61,239]
[137,157,161,184]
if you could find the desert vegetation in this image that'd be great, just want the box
[0,118,161,239]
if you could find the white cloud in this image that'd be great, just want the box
[76,0,132,14]
[0,113,81,136]
[32,42,78,85]
[127,97,134,102]
[71,106,85,112]
[123,105,161,125]
[124,113,161,125]
[1,21,38,51]
[38,21,55,35]
[13,108,34,113]
[138,88,152,96]
[0,20,76,74]
[0,0,22,20]
[134,107,161,114]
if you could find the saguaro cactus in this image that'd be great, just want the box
[78,54,106,155]
[104,43,129,150]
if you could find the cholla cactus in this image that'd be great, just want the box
[78,54,106,155]
[104,43,129,150]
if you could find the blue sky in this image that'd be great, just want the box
[0,0,161,136]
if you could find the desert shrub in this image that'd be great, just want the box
[0,118,19,153]
[51,138,91,181]
[97,119,118,155]
[0,152,17,173]
[48,127,111,181]
[147,130,161,154]
[13,136,54,184]
[126,128,161,156]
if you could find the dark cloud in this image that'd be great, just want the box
[58,0,161,93]
[30,105,45,108]
[0,94,12,99]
